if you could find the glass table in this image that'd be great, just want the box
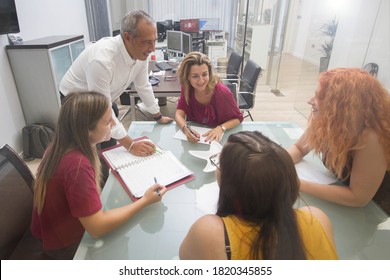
[74,121,390,260]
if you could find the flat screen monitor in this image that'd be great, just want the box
[157,20,172,39]
[180,19,199,33]
[199,18,220,31]
[182,32,192,55]
[173,21,180,31]
[167,30,182,54]
[0,0,20,35]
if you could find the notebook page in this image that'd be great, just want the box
[102,146,143,170]
[117,151,193,198]
[102,139,156,170]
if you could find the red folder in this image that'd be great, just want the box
[99,137,195,201]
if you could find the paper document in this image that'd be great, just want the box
[174,125,223,145]
[188,141,223,172]
[195,182,219,214]
[295,160,337,185]
[101,141,194,199]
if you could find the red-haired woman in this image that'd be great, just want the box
[288,68,390,214]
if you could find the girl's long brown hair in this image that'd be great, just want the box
[34,91,110,214]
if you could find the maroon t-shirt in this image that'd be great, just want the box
[177,82,243,127]
[31,149,102,250]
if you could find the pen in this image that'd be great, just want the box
[154,177,160,195]
[187,125,199,139]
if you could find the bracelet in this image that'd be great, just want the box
[128,141,136,153]
[182,124,188,132]
[153,114,163,121]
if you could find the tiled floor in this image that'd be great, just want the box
[25,54,317,175]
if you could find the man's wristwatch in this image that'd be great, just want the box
[153,114,163,121]
[220,125,226,132]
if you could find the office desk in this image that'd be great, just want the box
[126,61,181,120]
[74,122,390,260]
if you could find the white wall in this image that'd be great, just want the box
[0,0,90,153]
[285,0,389,89]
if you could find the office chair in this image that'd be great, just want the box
[217,51,243,83]
[224,82,239,104]
[0,144,49,259]
[223,59,262,121]
[363,63,379,77]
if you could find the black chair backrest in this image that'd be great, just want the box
[226,51,243,76]
[363,62,379,77]
[0,144,34,259]
[240,59,262,92]
[224,82,238,103]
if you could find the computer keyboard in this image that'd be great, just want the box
[155,61,173,71]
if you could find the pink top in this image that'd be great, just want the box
[177,82,243,127]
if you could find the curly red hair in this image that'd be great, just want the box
[306,68,390,180]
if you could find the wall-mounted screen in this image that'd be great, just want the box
[199,18,220,31]
[0,0,20,35]
[180,19,199,33]
[167,30,182,54]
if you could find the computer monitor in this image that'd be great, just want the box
[199,18,220,31]
[180,19,199,33]
[173,21,181,31]
[157,20,172,40]
[182,32,192,55]
[167,30,183,54]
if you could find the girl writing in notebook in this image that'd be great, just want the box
[31,91,167,259]
[175,52,243,143]
[180,131,338,259]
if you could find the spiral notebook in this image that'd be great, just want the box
[101,139,195,200]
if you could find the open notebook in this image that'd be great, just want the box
[101,140,195,200]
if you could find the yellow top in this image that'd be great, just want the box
[222,209,338,260]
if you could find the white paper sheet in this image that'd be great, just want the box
[195,181,219,214]
[174,125,223,145]
[283,127,304,139]
[295,160,337,184]
[188,141,223,172]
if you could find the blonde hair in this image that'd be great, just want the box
[34,91,110,214]
[177,52,221,104]
[306,68,390,179]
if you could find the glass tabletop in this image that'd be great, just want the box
[74,121,389,260]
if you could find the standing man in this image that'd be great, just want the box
[59,10,173,156]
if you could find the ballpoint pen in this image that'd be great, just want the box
[154,177,160,195]
[187,125,199,139]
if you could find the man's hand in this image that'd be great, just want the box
[130,140,155,156]
[158,116,174,124]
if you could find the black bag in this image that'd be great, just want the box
[22,123,55,159]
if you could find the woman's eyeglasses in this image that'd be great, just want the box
[209,153,220,170]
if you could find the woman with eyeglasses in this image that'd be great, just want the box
[175,52,243,143]
[180,131,338,259]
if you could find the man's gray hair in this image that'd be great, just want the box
[120,10,155,38]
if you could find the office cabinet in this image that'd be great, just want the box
[235,23,272,69]
[6,35,85,126]
[206,39,227,66]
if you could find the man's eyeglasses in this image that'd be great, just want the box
[209,153,220,170]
